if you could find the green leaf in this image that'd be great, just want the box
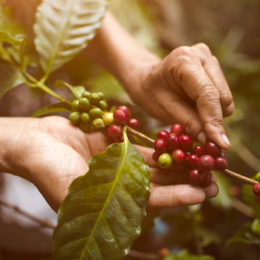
[242,184,260,218]
[32,102,70,117]
[0,59,22,99]
[165,250,215,260]
[34,0,107,75]
[210,172,232,209]
[53,128,150,260]
[227,223,260,246]
[55,80,85,99]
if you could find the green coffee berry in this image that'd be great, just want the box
[158,153,173,169]
[71,100,80,111]
[90,92,103,105]
[82,90,91,98]
[89,107,103,119]
[99,100,108,111]
[79,122,90,132]
[255,172,260,181]
[103,112,114,126]
[69,111,80,124]
[80,112,90,123]
[92,118,105,129]
[79,97,90,111]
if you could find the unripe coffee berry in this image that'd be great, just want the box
[198,155,215,171]
[90,92,103,105]
[167,133,179,151]
[92,118,105,129]
[69,111,80,124]
[128,118,140,129]
[205,141,221,158]
[172,149,186,164]
[89,107,103,119]
[80,112,90,123]
[170,123,184,135]
[117,105,131,119]
[113,109,128,125]
[82,91,91,98]
[187,154,199,168]
[99,100,108,111]
[71,100,80,111]
[103,112,114,126]
[179,134,193,152]
[79,97,90,111]
[154,138,168,153]
[215,157,228,171]
[158,153,173,169]
[108,124,123,139]
[193,145,205,157]
[157,130,169,140]
[253,183,260,197]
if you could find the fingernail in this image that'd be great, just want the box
[222,134,231,148]
[197,132,207,145]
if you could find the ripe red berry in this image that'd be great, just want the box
[187,154,199,168]
[253,183,260,196]
[108,124,123,140]
[154,138,168,153]
[193,145,205,157]
[170,123,184,135]
[205,141,221,157]
[128,118,140,129]
[179,134,193,152]
[117,105,131,118]
[167,133,179,151]
[200,172,212,187]
[198,155,215,171]
[189,169,206,185]
[113,109,128,125]
[152,151,161,161]
[172,149,186,164]
[215,157,228,171]
[157,130,169,140]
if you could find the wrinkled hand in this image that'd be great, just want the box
[10,116,218,211]
[134,43,234,149]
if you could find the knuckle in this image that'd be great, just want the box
[173,46,191,56]
[195,42,211,53]
[200,86,220,101]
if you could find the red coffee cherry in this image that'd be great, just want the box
[179,134,193,152]
[193,145,205,157]
[215,157,228,171]
[108,124,123,140]
[172,149,186,164]
[167,133,179,151]
[187,154,199,168]
[198,155,215,171]
[117,105,132,119]
[152,151,161,161]
[205,141,221,157]
[128,118,140,129]
[113,109,128,125]
[157,130,170,140]
[189,169,206,185]
[253,183,260,196]
[200,172,212,187]
[170,123,184,135]
[154,138,168,153]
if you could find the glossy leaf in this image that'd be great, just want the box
[0,59,22,99]
[32,102,70,117]
[55,80,85,99]
[165,250,215,260]
[34,0,107,74]
[53,128,150,259]
[227,223,260,246]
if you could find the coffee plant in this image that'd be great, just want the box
[1,0,260,259]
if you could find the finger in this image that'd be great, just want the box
[204,181,219,198]
[203,56,235,117]
[174,63,230,149]
[148,184,206,209]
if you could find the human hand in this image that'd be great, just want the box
[1,116,218,211]
[131,43,234,150]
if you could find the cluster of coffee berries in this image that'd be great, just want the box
[68,91,108,132]
[253,183,260,200]
[107,106,140,142]
[153,123,228,187]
